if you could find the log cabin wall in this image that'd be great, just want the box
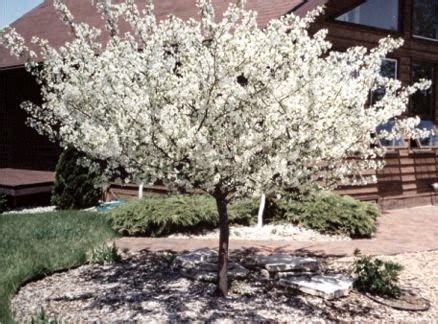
[337,148,438,209]
[312,0,438,122]
[0,67,60,170]
[0,70,7,168]
[314,0,438,208]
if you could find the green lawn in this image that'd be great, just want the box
[0,211,117,323]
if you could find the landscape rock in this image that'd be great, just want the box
[275,271,317,279]
[278,274,355,299]
[183,263,249,282]
[183,270,217,282]
[249,254,320,273]
[174,249,249,282]
[173,249,218,268]
[260,269,270,280]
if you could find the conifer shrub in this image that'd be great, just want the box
[109,195,258,236]
[52,147,103,210]
[109,192,379,238]
[272,192,380,238]
[0,194,8,214]
[353,254,404,298]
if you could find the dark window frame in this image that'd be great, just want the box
[411,0,438,43]
[370,58,399,105]
[410,62,436,122]
[381,57,399,79]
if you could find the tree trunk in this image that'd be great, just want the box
[214,189,229,297]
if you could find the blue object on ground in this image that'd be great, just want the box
[95,199,125,212]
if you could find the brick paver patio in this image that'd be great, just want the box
[116,205,438,257]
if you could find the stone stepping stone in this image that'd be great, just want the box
[278,274,355,299]
[174,249,218,269]
[174,249,249,282]
[250,254,320,273]
[183,263,249,282]
[275,271,317,279]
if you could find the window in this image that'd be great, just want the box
[336,0,399,31]
[371,58,398,105]
[376,120,407,148]
[413,0,438,41]
[411,63,435,120]
[374,59,407,148]
[380,59,398,79]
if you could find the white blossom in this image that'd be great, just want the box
[0,0,430,198]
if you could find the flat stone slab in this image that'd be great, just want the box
[278,274,355,299]
[275,271,318,279]
[174,249,218,268]
[174,249,249,282]
[183,263,249,282]
[250,254,320,273]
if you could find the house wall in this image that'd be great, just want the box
[0,71,7,168]
[0,68,60,170]
[314,0,438,123]
[337,148,438,208]
[315,0,438,207]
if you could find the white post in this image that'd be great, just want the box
[257,193,266,228]
[138,182,144,199]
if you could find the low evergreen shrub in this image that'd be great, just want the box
[109,195,258,236]
[52,147,103,210]
[273,192,380,238]
[353,254,404,298]
[0,194,8,214]
[109,192,379,238]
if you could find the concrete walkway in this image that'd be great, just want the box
[116,205,438,257]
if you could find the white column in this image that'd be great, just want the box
[138,182,144,199]
[257,193,266,228]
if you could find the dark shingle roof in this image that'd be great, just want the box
[0,0,328,68]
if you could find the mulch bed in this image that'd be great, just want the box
[11,250,438,322]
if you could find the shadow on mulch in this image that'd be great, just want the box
[231,246,348,259]
[46,249,390,322]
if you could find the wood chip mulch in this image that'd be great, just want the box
[11,250,438,322]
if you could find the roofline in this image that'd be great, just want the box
[0,64,26,72]
[287,0,309,15]
[8,1,48,29]
[0,0,325,69]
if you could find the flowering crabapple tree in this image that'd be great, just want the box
[0,0,430,296]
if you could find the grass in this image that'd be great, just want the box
[0,211,117,323]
